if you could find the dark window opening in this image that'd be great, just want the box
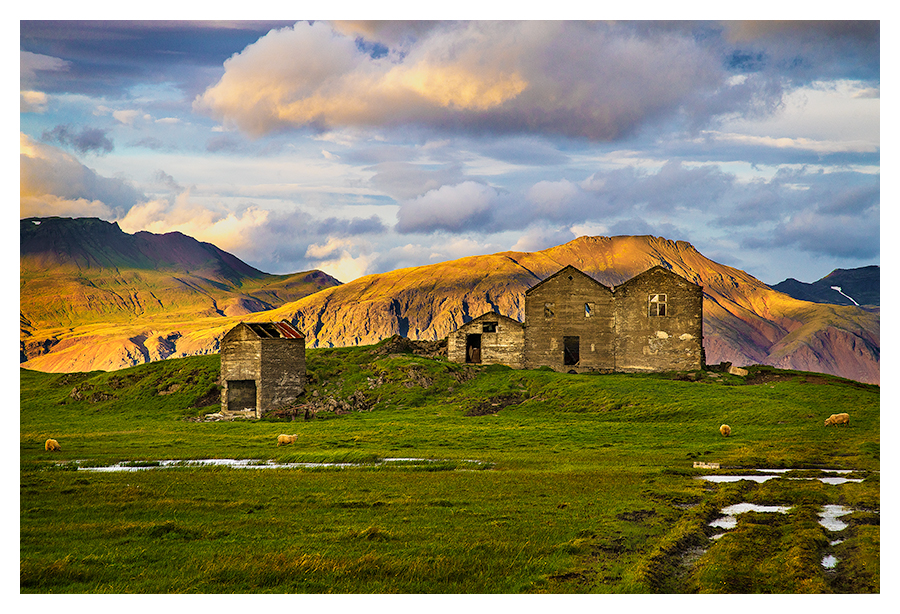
[482,322,497,333]
[563,336,580,366]
[544,302,554,318]
[466,334,482,364]
[649,294,667,317]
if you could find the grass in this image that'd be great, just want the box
[20,339,880,593]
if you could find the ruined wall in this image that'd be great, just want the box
[220,325,262,413]
[523,266,615,373]
[447,313,525,368]
[614,267,704,372]
[258,337,306,413]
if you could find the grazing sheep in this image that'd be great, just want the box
[277,434,299,446]
[45,438,61,452]
[719,424,731,437]
[824,413,850,427]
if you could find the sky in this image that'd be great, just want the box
[18,17,881,286]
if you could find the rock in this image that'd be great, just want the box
[728,365,749,377]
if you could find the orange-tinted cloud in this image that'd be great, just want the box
[195,21,723,141]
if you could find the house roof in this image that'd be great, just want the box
[524,264,611,295]
[460,312,524,328]
[243,320,304,339]
[613,265,701,291]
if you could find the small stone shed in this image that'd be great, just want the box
[220,320,306,418]
[447,312,525,368]
[449,264,704,373]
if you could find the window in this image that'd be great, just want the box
[584,302,593,317]
[649,294,667,316]
[544,302,555,318]
[482,322,497,333]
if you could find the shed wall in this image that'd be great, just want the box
[447,314,525,368]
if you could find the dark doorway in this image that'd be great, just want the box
[227,379,257,412]
[563,336,580,366]
[466,334,482,363]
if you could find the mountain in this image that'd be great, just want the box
[21,217,341,367]
[20,226,879,385]
[257,235,878,384]
[772,266,879,308]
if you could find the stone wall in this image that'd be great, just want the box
[447,313,525,368]
[258,337,306,413]
[220,323,306,418]
[523,266,616,372]
[614,267,704,372]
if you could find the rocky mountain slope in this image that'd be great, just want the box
[20,224,879,384]
[772,266,879,308]
[21,217,341,368]
[257,236,878,384]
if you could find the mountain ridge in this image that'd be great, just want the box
[19,219,879,384]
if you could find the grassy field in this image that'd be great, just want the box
[20,339,880,593]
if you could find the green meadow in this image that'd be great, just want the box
[20,340,880,593]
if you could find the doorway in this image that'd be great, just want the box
[466,334,482,363]
[563,336,580,366]
[226,379,257,412]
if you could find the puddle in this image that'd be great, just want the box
[822,554,839,569]
[709,502,792,530]
[699,475,780,483]
[819,505,853,531]
[70,458,487,472]
[696,468,864,485]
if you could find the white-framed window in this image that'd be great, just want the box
[649,294,667,316]
[544,302,555,318]
[585,302,593,317]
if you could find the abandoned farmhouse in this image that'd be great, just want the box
[220,265,703,416]
[220,320,306,418]
[448,265,704,373]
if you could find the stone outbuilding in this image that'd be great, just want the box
[447,312,525,368]
[449,264,704,374]
[220,320,306,418]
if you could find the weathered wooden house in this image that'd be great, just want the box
[219,320,306,418]
[449,264,704,373]
[447,312,525,368]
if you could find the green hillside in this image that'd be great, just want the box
[20,344,879,593]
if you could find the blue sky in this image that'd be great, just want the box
[19,17,881,285]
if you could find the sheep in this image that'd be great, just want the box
[719,424,731,437]
[45,438,61,452]
[277,434,299,446]
[824,413,850,427]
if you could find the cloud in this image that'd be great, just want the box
[20,133,143,217]
[367,161,467,200]
[20,51,70,85]
[194,21,742,141]
[395,181,502,233]
[510,227,577,252]
[304,237,376,282]
[744,206,879,260]
[41,124,114,155]
[117,192,270,255]
[20,90,49,113]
